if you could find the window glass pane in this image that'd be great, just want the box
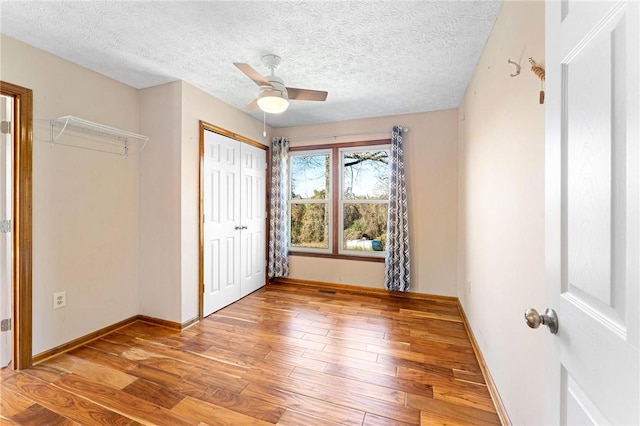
[343,203,388,252]
[291,154,330,200]
[291,203,329,249]
[342,150,390,200]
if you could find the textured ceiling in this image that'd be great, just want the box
[0,1,502,128]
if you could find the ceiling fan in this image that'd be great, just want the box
[234,54,328,114]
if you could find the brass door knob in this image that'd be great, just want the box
[524,308,558,334]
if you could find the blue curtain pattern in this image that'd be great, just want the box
[268,137,290,278]
[384,125,410,291]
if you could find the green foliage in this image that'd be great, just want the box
[291,189,328,248]
[343,203,388,248]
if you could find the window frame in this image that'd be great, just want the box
[338,144,390,258]
[288,139,390,262]
[288,148,333,254]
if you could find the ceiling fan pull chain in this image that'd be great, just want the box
[263,110,266,138]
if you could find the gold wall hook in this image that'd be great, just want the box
[529,57,545,104]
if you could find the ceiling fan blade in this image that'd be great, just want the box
[286,87,328,101]
[234,63,272,87]
[246,99,259,110]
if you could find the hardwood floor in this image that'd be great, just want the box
[0,282,501,425]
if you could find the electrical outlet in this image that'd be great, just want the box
[53,291,66,309]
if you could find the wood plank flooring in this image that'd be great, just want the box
[0,282,501,425]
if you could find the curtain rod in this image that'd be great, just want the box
[287,126,409,142]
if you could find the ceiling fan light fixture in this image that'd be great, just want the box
[257,89,289,114]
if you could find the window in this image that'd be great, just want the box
[340,146,389,256]
[289,142,390,259]
[290,151,331,250]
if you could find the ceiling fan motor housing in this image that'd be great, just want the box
[260,75,288,99]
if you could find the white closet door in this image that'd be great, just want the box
[203,131,241,317]
[240,144,266,297]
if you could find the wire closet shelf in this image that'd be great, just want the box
[50,115,149,156]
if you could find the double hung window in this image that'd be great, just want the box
[289,142,390,259]
[290,150,331,250]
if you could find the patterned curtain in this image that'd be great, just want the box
[384,125,410,291]
[268,137,290,278]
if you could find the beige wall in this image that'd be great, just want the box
[278,109,459,296]
[2,36,271,354]
[180,81,271,322]
[139,82,183,322]
[1,35,140,354]
[139,81,271,324]
[457,1,545,424]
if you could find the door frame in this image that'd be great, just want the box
[198,121,270,320]
[0,81,33,370]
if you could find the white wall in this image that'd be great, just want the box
[278,109,459,296]
[457,1,546,424]
[1,35,140,354]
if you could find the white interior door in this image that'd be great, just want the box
[239,143,266,297]
[203,130,241,317]
[0,95,13,368]
[545,1,639,424]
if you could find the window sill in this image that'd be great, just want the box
[289,251,385,263]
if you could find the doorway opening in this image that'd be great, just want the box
[1,95,13,368]
[0,81,33,370]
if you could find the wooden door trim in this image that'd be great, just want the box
[198,121,269,320]
[1,81,33,370]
